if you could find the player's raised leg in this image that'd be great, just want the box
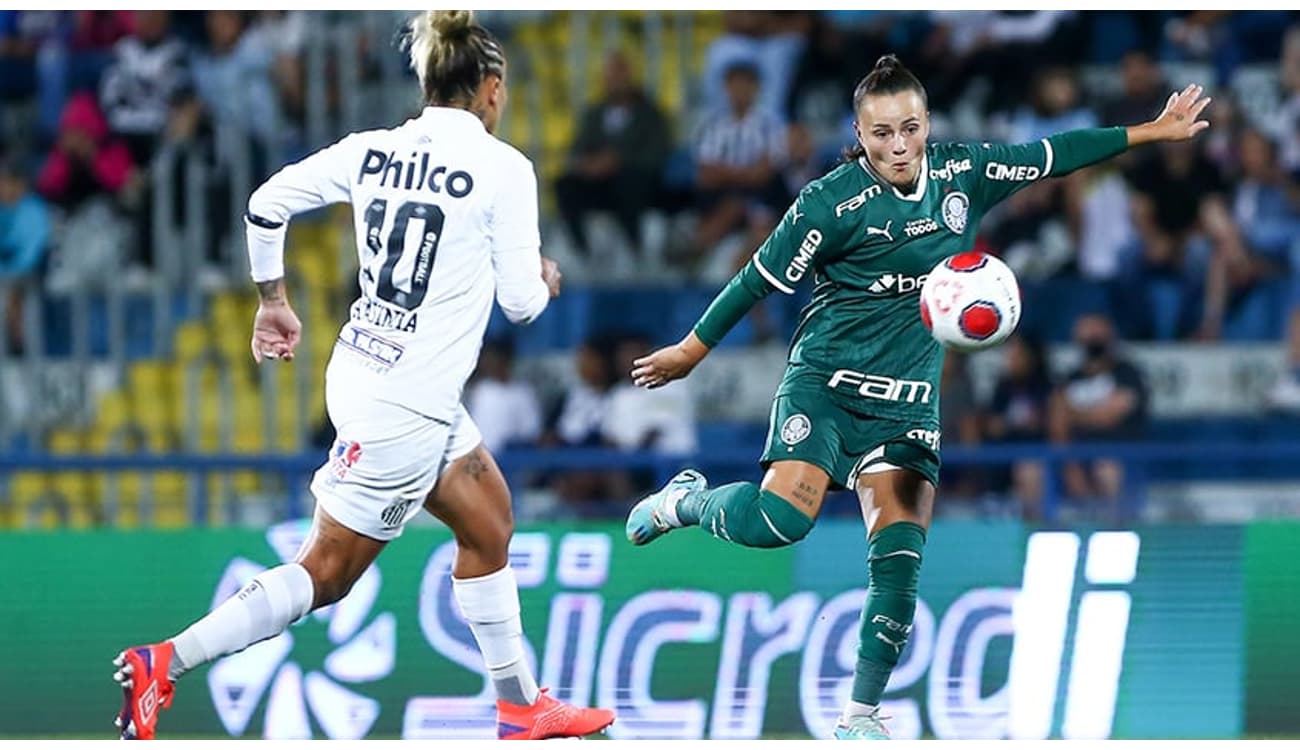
[627,460,825,548]
[425,439,616,739]
[113,506,384,739]
[835,467,934,741]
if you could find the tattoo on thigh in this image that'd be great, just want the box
[791,480,819,509]
[464,450,488,480]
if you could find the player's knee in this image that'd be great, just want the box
[750,489,814,547]
[301,559,356,608]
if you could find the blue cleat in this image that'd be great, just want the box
[625,469,707,546]
[833,708,891,740]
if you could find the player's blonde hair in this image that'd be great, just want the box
[405,10,505,108]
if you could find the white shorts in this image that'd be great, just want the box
[309,398,482,541]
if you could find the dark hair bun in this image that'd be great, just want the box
[874,54,901,72]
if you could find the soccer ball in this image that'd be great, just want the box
[919,251,1021,351]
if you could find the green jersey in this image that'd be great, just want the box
[693,127,1129,433]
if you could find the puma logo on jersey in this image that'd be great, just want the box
[867,272,927,295]
[866,220,893,242]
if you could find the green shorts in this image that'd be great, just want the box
[759,390,941,491]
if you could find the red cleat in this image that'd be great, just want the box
[112,642,176,740]
[496,688,615,740]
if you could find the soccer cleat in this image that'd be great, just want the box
[833,707,892,740]
[625,469,706,546]
[496,688,615,740]
[113,642,176,740]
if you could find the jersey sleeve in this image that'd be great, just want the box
[965,126,1129,210]
[751,185,837,294]
[245,133,358,282]
[692,185,838,347]
[489,150,550,325]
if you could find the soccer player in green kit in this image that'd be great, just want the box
[626,55,1211,739]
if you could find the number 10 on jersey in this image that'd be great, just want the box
[363,198,446,311]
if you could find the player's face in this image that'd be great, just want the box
[855,90,929,190]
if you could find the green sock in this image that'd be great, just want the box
[852,521,926,705]
[678,481,813,549]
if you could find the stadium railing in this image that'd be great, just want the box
[3,440,1299,528]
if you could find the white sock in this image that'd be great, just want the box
[452,565,540,706]
[842,700,878,721]
[169,563,314,680]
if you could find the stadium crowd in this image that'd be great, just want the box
[2,10,1299,522]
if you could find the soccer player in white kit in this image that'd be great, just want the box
[112,11,616,740]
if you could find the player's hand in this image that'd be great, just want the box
[632,333,710,389]
[1150,83,1211,141]
[541,256,562,298]
[251,301,302,363]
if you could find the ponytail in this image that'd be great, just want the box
[404,10,505,108]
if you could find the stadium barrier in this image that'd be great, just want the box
[1,519,1295,739]
[3,441,1300,525]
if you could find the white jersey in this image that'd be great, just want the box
[245,107,550,422]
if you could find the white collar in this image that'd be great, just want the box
[417,106,487,132]
[858,152,928,202]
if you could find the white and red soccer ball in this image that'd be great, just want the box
[919,251,1021,351]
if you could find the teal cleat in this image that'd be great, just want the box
[625,469,707,546]
[833,709,891,740]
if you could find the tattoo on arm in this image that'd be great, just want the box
[790,480,820,510]
[256,278,286,304]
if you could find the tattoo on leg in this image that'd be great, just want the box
[791,480,819,510]
[464,450,488,480]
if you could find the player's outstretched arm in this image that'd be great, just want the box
[632,331,710,389]
[1125,83,1211,146]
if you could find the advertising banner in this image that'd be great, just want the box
[0,520,1272,738]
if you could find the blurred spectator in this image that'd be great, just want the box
[987,180,1072,282]
[192,10,281,171]
[547,336,617,449]
[1099,49,1168,127]
[701,11,809,123]
[1232,129,1300,272]
[922,10,1080,114]
[984,335,1054,518]
[687,61,788,271]
[36,91,136,209]
[0,11,61,104]
[1049,314,1148,510]
[99,10,197,165]
[603,332,697,455]
[464,338,543,455]
[0,154,50,354]
[1007,66,1097,144]
[1125,140,1251,339]
[543,335,624,512]
[35,11,133,141]
[555,51,671,259]
[1063,163,1136,281]
[1278,24,1300,176]
[1163,10,1293,83]
[783,13,879,153]
[938,351,982,499]
[247,11,309,160]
